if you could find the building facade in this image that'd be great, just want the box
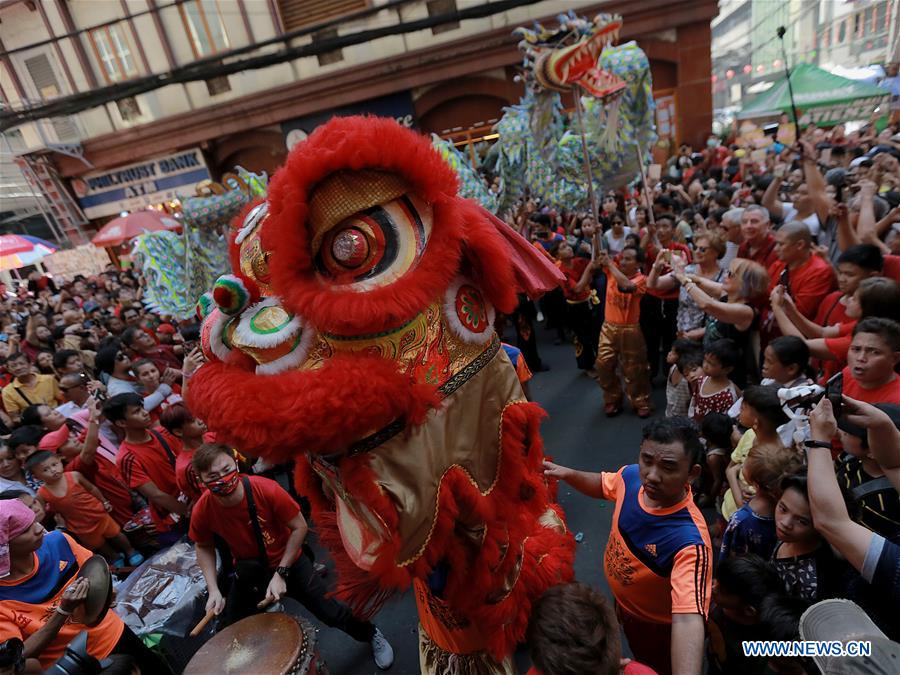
[712,0,898,112]
[0,0,717,244]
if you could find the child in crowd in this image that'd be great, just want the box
[721,440,802,560]
[772,471,849,603]
[689,338,741,423]
[133,358,181,421]
[525,582,655,675]
[0,487,47,526]
[722,386,789,522]
[0,442,35,496]
[159,403,207,503]
[28,451,143,567]
[707,554,783,675]
[665,338,702,418]
[699,412,734,507]
[760,336,814,389]
[7,426,45,493]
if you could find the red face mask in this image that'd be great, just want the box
[205,468,240,495]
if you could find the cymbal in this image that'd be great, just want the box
[72,555,113,627]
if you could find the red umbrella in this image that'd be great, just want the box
[91,211,182,247]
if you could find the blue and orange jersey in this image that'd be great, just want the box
[600,464,712,624]
[501,343,533,386]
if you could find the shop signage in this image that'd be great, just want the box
[71,148,211,219]
[796,96,887,127]
[281,91,416,150]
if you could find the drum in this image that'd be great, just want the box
[184,612,326,674]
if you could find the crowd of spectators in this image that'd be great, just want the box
[0,116,898,674]
[508,119,900,674]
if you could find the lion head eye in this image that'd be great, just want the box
[309,170,432,290]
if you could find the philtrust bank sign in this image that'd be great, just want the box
[71,148,211,219]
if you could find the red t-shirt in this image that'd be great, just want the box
[189,475,301,568]
[737,234,778,270]
[767,255,836,320]
[842,366,900,405]
[644,242,692,299]
[814,291,851,328]
[822,321,856,384]
[175,449,203,503]
[67,454,134,527]
[882,255,900,284]
[116,428,182,531]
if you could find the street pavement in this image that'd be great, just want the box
[309,327,668,674]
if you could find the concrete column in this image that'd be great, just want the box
[676,20,713,148]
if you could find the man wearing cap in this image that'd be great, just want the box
[0,499,171,672]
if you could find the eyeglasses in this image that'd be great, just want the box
[115,352,128,361]
[59,384,86,392]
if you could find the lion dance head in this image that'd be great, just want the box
[187,116,573,667]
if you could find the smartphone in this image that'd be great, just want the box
[0,334,6,343]
[825,372,843,419]
[774,165,786,178]
[779,268,790,288]
[820,148,832,165]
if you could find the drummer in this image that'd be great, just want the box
[189,443,395,670]
[0,499,171,673]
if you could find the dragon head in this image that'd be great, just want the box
[519,13,624,100]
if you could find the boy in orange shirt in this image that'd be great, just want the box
[594,246,653,417]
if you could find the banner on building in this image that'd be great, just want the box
[71,148,211,219]
[281,91,416,150]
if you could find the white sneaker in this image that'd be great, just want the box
[371,627,394,670]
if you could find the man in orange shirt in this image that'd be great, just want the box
[594,247,653,418]
[544,417,712,675]
[0,499,171,672]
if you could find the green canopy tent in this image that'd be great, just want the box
[738,62,888,126]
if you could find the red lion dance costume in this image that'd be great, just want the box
[187,116,574,673]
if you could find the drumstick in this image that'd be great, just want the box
[256,596,276,610]
[190,609,216,637]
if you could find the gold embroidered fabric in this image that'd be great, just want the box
[309,169,409,250]
[417,625,515,675]
[366,348,526,565]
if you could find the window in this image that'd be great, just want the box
[863,8,874,35]
[838,20,846,43]
[24,53,61,99]
[116,97,142,122]
[854,13,862,37]
[180,0,229,57]
[89,24,138,83]
[277,0,366,32]
[427,0,459,35]
[205,74,231,95]
[313,28,343,66]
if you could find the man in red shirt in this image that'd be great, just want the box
[737,205,778,269]
[763,222,837,348]
[767,222,836,320]
[189,444,394,670]
[104,393,187,546]
[842,318,900,405]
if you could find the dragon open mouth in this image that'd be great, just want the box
[532,15,625,99]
